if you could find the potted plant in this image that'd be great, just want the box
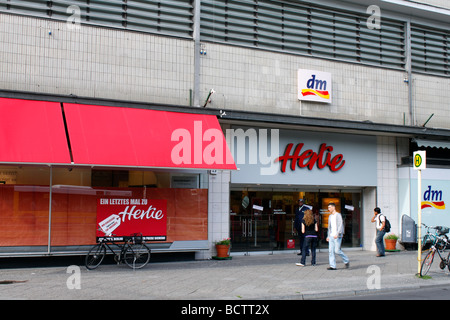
[215,238,231,258]
[384,233,399,251]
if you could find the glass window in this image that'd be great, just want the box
[0,165,209,249]
[0,165,50,247]
[50,168,208,246]
[230,189,361,252]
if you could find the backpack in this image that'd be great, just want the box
[380,214,391,233]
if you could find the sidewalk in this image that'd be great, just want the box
[0,250,449,300]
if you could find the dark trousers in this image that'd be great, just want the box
[298,232,309,254]
[301,236,317,265]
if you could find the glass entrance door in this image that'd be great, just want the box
[229,214,297,253]
[230,191,298,253]
[229,194,273,252]
[230,189,362,252]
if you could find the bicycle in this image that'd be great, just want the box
[421,224,448,251]
[85,232,151,270]
[420,232,449,277]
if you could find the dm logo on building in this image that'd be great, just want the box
[298,69,332,104]
[422,185,446,210]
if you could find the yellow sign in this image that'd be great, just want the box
[414,154,422,167]
[413,151,426,170]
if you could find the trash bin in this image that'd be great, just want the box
[401,214,417,243]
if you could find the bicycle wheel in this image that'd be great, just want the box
[124,243,151,269]
[420,250,435,277]
[447,251,450,272]
[85,243,106,270]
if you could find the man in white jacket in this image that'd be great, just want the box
[326,202,350,270]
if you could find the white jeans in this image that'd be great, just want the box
[328,236,349,268]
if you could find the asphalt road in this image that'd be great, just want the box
[331,284,450,300]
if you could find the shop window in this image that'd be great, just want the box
[0,165,51,247]
[91,170,129,187]
[230,189,361,252]
[0,165,208,249]
[91,169,171,188]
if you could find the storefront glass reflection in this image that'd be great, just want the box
[0,165,208,252]
[230,190,361,252]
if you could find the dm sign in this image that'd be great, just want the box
[298,69,332,103]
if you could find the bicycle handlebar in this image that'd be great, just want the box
[97,227,114,237]
[421,224,448,232]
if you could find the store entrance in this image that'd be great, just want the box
[229,191,295,252]
[229,189,362,253]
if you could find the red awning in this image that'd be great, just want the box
[63,103,236,170]
[0,98,71,164]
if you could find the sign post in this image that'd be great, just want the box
[414,151,426,274]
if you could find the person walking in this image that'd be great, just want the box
[371,207,386,257]
[296,209,318,266]
[326,202,349,270]
[294,199,308,256]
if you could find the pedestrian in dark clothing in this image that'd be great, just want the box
[296,209,318,266]
[294,199,309,255]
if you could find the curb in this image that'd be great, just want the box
[252,278,450,300]
[301,285,423,300]
[303,280,450,300]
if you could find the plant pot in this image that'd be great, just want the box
[215,244,230,258]
[385,238,397,251]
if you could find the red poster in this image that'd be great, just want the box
[96,198,167,242]
[287,239,295,249]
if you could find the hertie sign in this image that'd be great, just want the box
[276,142,345,173]
[96,198,167,242]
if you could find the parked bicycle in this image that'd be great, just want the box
[420,227,450,277]
[421,224,449,251]
[85,232,151,270]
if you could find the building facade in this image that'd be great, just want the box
[0,0,449,257]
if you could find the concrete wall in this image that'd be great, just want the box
[199,42,411,126]
[0,13,193,106]
[1,13,449,130]
[204,170,230,258]
[355,136,410,252]
[363,187,377,251]
[413,74,450,129]
[408,0,450,9]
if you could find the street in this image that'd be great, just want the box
[331,284,450,300]
[1,251,450,301]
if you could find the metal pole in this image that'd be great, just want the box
[417,169,422,274]
[47,166,53,254]
[405,20,414,126]
[422,113,434,127]
[192,0,201,107]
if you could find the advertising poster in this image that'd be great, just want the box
[96,198,167,241]
[399,167,450,229]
